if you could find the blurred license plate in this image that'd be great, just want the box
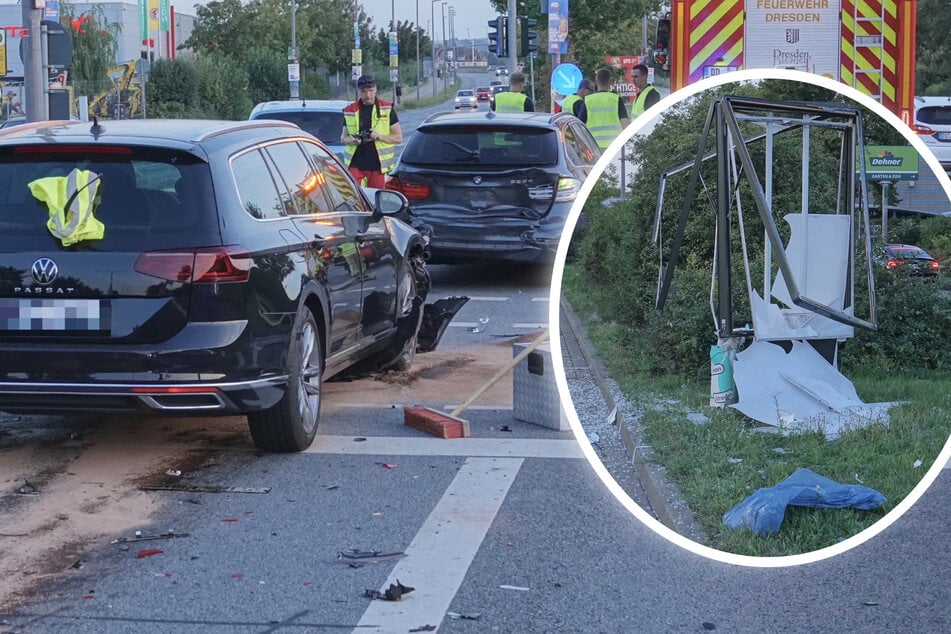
[938,132,951,141]
[0,299,111,331]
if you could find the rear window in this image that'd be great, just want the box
[916,105,951,126]
[251,111,344,146]
[886,246,931,259]
[402,125,559,166]
[0,146,218,251]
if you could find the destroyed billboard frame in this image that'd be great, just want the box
[653,96,879,340]
[651,96,892,436]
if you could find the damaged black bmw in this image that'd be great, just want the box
[386,111,602,264]
[0,119,463,452]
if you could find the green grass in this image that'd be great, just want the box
[562,263,951,557]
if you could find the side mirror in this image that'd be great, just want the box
[374,189,410,218]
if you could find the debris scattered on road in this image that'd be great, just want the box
[325,484,339,490]
[702,622,716,630]
[365,579,415,601]
[136,548,163,559]
[447,611,482,620]
[855,473,865,484]
[500,425,513,433]
[337,548,406,566]
[409,626,436,632]
[111,530,189,544]
[913,459,923,468]
[165,469,182,477]
[862,601,880,606]
[468,317,490,333]
[587,432,600,444]
[379,463,399,469]
[140,484,271,494]
[354,437,367,442]
[69,559,83,569]
[221,518,239,523]
[499,584,530,591]
[231,573,245,579]
[17,480,37,494]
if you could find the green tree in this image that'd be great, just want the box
[243,47,291,105]
[195,53,253,119]
[146,58,202,118]
[916,0,951,94]
[62,3,122,96]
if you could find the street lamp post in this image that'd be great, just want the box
[441,2,447,92]
[431,0,439,97]
[416,0,420,99]
[288,0,298,99]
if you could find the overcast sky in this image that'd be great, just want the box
[359,0,498,42]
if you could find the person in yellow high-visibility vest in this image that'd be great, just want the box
[491,72,535,113]
[340,75,403,189]
[561,79,595,122]
[584,68,630,150]
[631,63,661,117]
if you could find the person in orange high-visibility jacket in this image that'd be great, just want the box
[340,75,403,189]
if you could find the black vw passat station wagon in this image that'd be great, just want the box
[0,119,457,452]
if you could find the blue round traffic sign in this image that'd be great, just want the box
[550,63,582,96]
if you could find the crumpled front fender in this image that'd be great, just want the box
[417,296,469,352]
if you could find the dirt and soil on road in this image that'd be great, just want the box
[0,335,536,613]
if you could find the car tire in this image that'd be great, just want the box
[247,307,322,452]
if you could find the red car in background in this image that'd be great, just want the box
[475,86,492,102]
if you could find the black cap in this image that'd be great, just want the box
[357,75,376,88]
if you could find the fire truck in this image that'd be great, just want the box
[657,0,917,123]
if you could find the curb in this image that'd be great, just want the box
[558,296,681,533]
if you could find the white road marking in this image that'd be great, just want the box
[512,323,548,329]
[329,404,512,411]
[531,297,550,302]
[306,435,583,459]
[356,457,523,631]
[448,322,480,328]
[466,296,509,302]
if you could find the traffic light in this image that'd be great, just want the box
[519,17,538,57]
[488,17,508,58]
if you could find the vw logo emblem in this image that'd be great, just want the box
[473,176,483,185]
[31,258,58,285]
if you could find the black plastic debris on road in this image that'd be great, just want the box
[365,579,415,601]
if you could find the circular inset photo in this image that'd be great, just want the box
[551,68,951,566]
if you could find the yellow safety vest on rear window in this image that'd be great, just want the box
[28,168,105,246]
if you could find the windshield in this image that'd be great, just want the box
[254,111,344,145]
[402,125,559,166]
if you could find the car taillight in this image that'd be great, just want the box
[912,123,934,135]
[135,246,251,283]
[930,261,940,270]
[387,176,431,200]
[554,177,581,202]
[885,259,900,269]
